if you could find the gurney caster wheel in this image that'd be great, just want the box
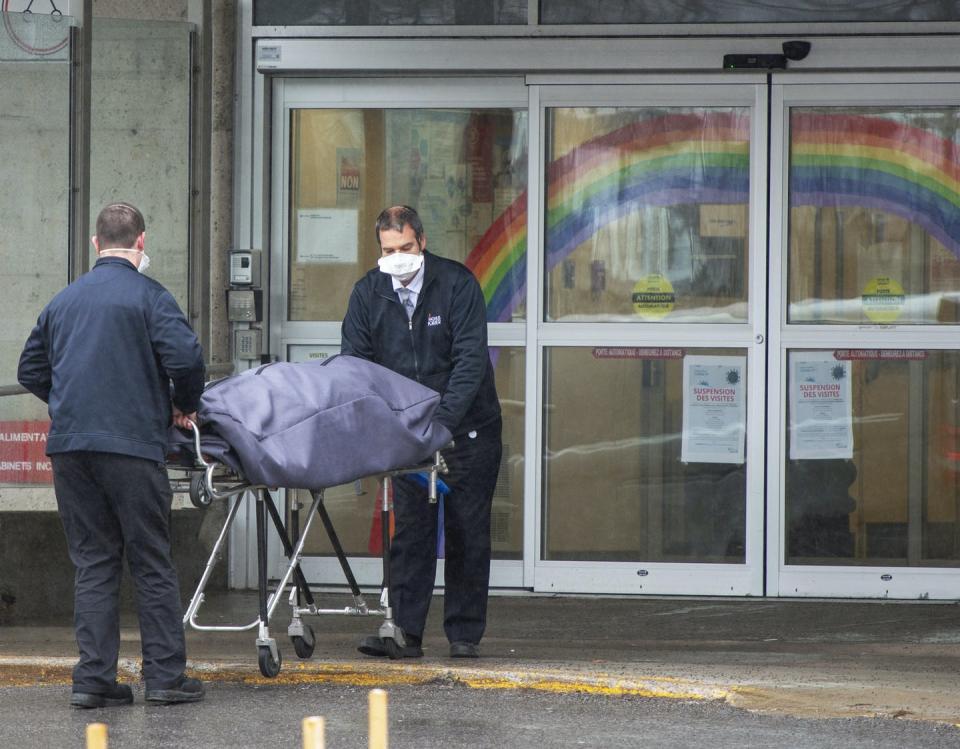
[291,624,316,659]
[258,645,282,678]
[383,637,402,660]
[189,473,212,508]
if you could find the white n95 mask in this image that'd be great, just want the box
[378,252,423,283]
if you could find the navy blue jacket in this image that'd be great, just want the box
[17,256,205,463]
[341,251,500,437]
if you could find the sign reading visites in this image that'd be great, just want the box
[0,420,52,484]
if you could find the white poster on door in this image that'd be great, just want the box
[296,209,358,264]
[681,355,746,464]
[789,352,853,460]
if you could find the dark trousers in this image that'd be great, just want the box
[51,451,186,692]
[390,418,502,645]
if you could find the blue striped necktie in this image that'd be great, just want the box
[398,287,415,319]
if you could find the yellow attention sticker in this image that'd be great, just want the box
[632,274,676,320]
[861,276,905,324]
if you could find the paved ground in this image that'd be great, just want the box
[2,592,960,729]
[3,681,960,748]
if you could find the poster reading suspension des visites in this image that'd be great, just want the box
[681,355,747,464]
[789,351,853,460]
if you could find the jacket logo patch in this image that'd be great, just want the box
[427,314,442,327]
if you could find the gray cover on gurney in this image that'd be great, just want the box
[178,355,452,490]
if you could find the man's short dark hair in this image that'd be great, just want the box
[375,205,424,247]
[95,202,146,249]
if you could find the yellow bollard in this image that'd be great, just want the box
[86,723,107,749]
[302,716,325,749]
[369,688,388,749]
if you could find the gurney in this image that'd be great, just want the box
[166,355,452,677]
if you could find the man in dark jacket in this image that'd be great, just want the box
[17,202,206,707]
[342,205,502,659]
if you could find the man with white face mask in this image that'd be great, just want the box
[18,202,206,707]
[342,205,502,659]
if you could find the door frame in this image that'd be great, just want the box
[234,30,960,598]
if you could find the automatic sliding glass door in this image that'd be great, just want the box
[532,80,769,596]
[770,75,960,598]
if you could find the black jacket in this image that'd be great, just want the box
[341,251,500,437]
[17,256,205,463]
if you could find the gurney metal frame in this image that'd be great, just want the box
[169,422,446,676]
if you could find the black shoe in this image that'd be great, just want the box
[449,641,479,658]
[357,635,423,658]
[145,675,205,705]
[70,683,133,709]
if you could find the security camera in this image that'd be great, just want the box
[782,40,811,61]
[723,38,811,70]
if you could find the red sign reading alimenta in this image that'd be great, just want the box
[0,420,52,484]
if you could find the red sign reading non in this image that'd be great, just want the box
[833,349,928,361]
[0,420,52,484]
[593,347,684,360]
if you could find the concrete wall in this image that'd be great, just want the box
[0,506,228,625]
[0,0,235,622]
[208,0,235,370]
[89,15,192,306]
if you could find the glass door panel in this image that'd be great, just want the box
[288,346,526,564]
[788,107,960,326]
[786,349,960,568]
[288,107,528,323]
[0,10,72,497]
[273,79,528,588]
[544,106,751,323]
[543,346,748,564]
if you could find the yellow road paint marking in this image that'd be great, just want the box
[0,659,724,702]
[461,675,709,700]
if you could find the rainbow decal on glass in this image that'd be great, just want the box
[790,112,960,256]
[465,195,528,323]
[466,111,751,321]
[467,111,960,322]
